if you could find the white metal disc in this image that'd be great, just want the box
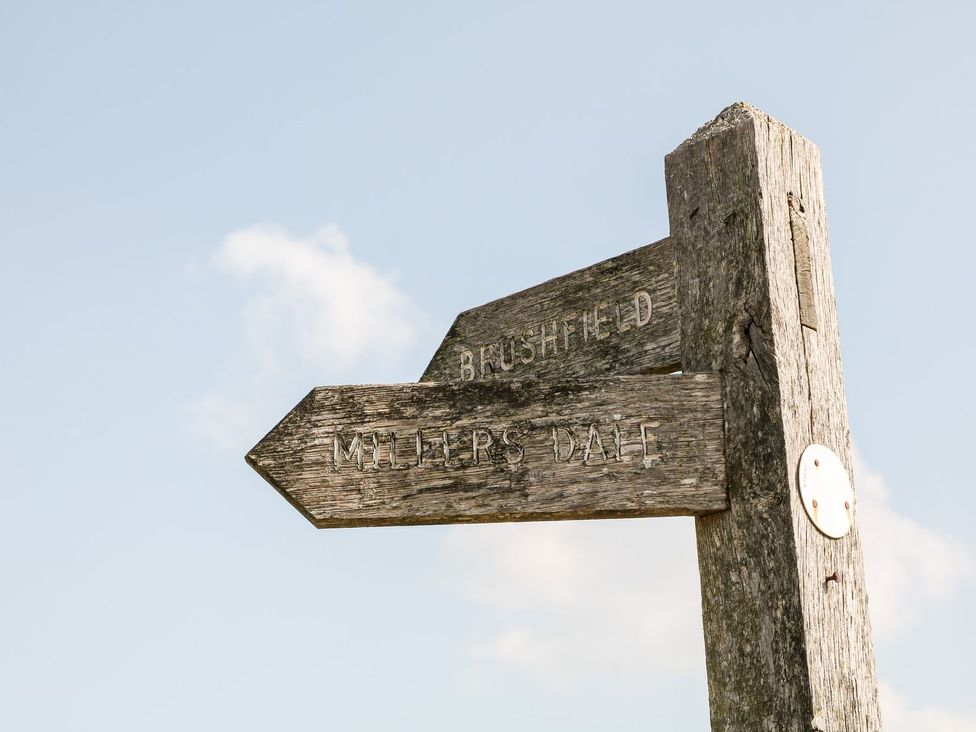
[798,444,853,539]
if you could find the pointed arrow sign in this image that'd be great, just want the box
[421,237,680,384]
[246,374,726,528]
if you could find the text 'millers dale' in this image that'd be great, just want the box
[246,375,726,528]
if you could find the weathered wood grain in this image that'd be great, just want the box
[666,103,880,730]
[421,238,680,383]
[246,374,726,528]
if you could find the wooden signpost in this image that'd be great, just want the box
[247,375,726,527]
[247,103,881,730]
[421,237,681,382]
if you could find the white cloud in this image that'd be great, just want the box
[856,449,974,637]
[436,517,704,683]
[881,683,976,732]
[214,224,422,374]
[188,223,426,450]
[192,224,974,713]
[435,450,972,694]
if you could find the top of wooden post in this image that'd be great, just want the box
[673,101,817,152]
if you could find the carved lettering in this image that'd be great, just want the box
[562,315,576,351]
[499,337,516,371]
[442,430,461,467]
[457,286,657,380]
[635,290,652,327]
[615,302,631,333]
[389,431,409,470]
[334,432,364,471]
[593,303,610,340]
[502,427,525,465]
[640,421,666,465]
[552,426,577,463]
[371,431,381,470]
[520,331,536,364]
[459,348,475,381]
[582,423,609,464]
[540,320,558,358]
[640,423,653,458]
[472,429,494,465]
[325,417,670,472]
[480,344,495,378]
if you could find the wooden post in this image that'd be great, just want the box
[665,103,881,729]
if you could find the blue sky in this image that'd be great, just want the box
[2,1,974,729]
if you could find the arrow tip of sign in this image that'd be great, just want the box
[244,442,326,529]
[244,426,277,470]
[243,442,273,486]
[242,390,328,529]
[243,448,261,469]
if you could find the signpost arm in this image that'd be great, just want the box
[665,103,881,730]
